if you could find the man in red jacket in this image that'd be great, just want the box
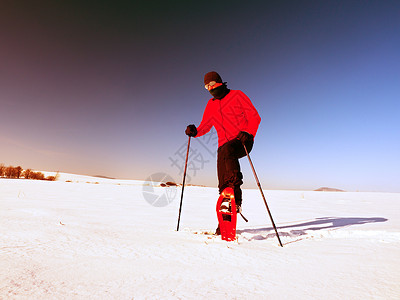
[186,71,261,225]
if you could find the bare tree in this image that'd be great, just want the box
[16,166,22,179]
[0,164,5,177]
[1,164,57,181]
[5,166,17,178]
[23,169,33,179]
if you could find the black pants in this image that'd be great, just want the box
[217,138,253,206]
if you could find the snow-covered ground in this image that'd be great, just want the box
[1,173,399,299]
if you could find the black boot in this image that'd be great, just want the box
[215,225,221,235]
[234,186,242,213]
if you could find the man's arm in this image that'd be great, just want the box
[238,91,261,137]
[195,100,214,137]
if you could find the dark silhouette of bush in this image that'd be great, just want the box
[30,171,45,180]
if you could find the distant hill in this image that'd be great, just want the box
[314,187,345,192]
[93,175,116,179]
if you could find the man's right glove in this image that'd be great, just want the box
[185,124,197,137]
[237,131,254,144]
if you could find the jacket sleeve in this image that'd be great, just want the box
[239,91,261,137]
[196,100,214,137]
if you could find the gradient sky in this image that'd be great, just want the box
[1,1,399,192]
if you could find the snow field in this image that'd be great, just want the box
[1,175,399,299]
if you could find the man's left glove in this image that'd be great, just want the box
[237,131,254,143]
[185,124,197,137]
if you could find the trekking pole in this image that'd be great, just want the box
[243,144,283,247]
[176,136,191,231]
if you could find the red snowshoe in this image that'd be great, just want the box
[216,187,237,241]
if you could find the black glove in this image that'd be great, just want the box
[185,124,197,137]
[237,131,253,143]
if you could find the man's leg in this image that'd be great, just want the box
[217,139,254,208]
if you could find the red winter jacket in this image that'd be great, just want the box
[196,90,261,147]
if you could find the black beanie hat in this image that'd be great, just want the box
[204,71,222,85]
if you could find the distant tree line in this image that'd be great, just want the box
[0,164,57,181]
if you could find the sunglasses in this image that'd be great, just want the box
[205,81,223,90]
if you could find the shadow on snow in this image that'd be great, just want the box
[237,217,388,242]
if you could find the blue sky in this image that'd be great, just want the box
[1,1,399,192]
